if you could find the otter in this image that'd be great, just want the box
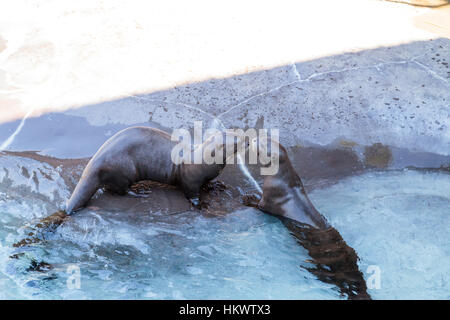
[14,126,247,247]
[243,139,371,300]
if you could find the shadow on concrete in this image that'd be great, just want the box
[0,38,448,168]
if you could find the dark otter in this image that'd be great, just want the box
[13,126,247,247]
[243,140,371,300]
[66,126,246,212]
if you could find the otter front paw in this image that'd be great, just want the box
[198,199,210,210]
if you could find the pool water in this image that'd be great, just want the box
[0,169,449,299]
[310,170,450,300]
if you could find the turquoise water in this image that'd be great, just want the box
[0,169,449,299]
[310,170,450,300]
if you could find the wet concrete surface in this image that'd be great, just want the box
[1,140,448,222]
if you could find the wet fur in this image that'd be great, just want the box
[14,126,244,248]
[244,142,371,299]
[67,126,240,213]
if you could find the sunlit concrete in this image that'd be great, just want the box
[0,0,442,122]
[414,4,450,37]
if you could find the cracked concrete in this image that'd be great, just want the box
[221,49,449,155]
[0,38,448,165]
[143,65,299,117]
[0,1,448,165]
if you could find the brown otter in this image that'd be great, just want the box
[243,140,371,300]
[13,126,247,247]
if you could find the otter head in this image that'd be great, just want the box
[201,130,249,166]
[171,128,248,167]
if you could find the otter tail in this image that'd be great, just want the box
[13,173,100,248]
[66,172,100,214]
[282,218,371,300]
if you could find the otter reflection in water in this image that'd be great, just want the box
[243,140,370,299]
[283,219,370,299]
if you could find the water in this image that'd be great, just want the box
[0,169,449,299]
[310,170,450,300]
